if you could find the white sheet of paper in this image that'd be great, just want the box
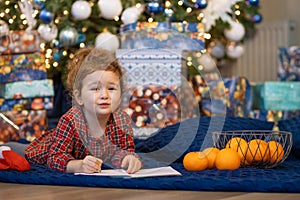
[74,166,182,178]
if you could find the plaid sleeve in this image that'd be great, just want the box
[46,116,75,172]
[25,107,89,172]
[109,111,138,167]
[46,109,88,172]
[24,129,53,165]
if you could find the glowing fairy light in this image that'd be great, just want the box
[46,48,53,54]
[53,62,58,67]
[235,10,241,15]
[40,43,45,50]
[63,10,69,15]
[114,16,119,21]
[62,51,68,56]
[79,43,85,48]
[204,33,211,39]
[82,27,87,32]
[148,17,153,22]
[186,7,192,13]
[165,1,171,7]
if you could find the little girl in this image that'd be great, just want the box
[24,47,142,174]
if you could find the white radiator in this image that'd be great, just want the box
[222,20,296,82]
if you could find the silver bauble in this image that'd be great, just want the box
[59,26,79,47]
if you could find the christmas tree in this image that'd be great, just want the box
[0,0,262,79]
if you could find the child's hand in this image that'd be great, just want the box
[81,155,103,173]
[121,155,142,174]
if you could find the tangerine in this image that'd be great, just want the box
[225,137,248,165]
[183,151,208,171]
[246,139,270,163]
[202,147,220,169]
[215,148,240,170]
[268,141,284,164]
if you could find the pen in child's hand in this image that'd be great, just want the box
[95,158,102,172]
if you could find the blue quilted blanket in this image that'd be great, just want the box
[1,116,300,192]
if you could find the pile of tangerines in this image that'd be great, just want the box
[183,137,285,171]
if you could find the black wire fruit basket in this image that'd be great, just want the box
[212,130,293,168]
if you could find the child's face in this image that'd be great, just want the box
[75,70,122,118]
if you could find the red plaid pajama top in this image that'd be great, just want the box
[24,106,136,172]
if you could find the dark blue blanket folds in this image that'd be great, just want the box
[1,116,300,192]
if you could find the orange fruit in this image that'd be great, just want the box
[215,148,241,170]
[202,147,220,169]
[268,141,285,164]
[225,137,248,165]
[183,151,208,171]
[246,139,270,163]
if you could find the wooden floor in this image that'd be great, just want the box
[1,182,300,200]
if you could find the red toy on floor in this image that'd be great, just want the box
[0,146,30,171]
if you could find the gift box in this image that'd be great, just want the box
[117,48,183,87]
[121,85,180,139]
[252,82,300,111]
[117,49,186,138]
[0,52,47,83]
[0,110,47,143]
[120,22,205,50]
[0,112,19,143]
[190,76,253,117]
[0,97,53,111]
[0,79,54,99]
[0,30,40,54]
[277,46,300,81]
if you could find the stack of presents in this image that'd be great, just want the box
[118,22,300,138]
[118,22,206,138]
[0,30,54,143]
